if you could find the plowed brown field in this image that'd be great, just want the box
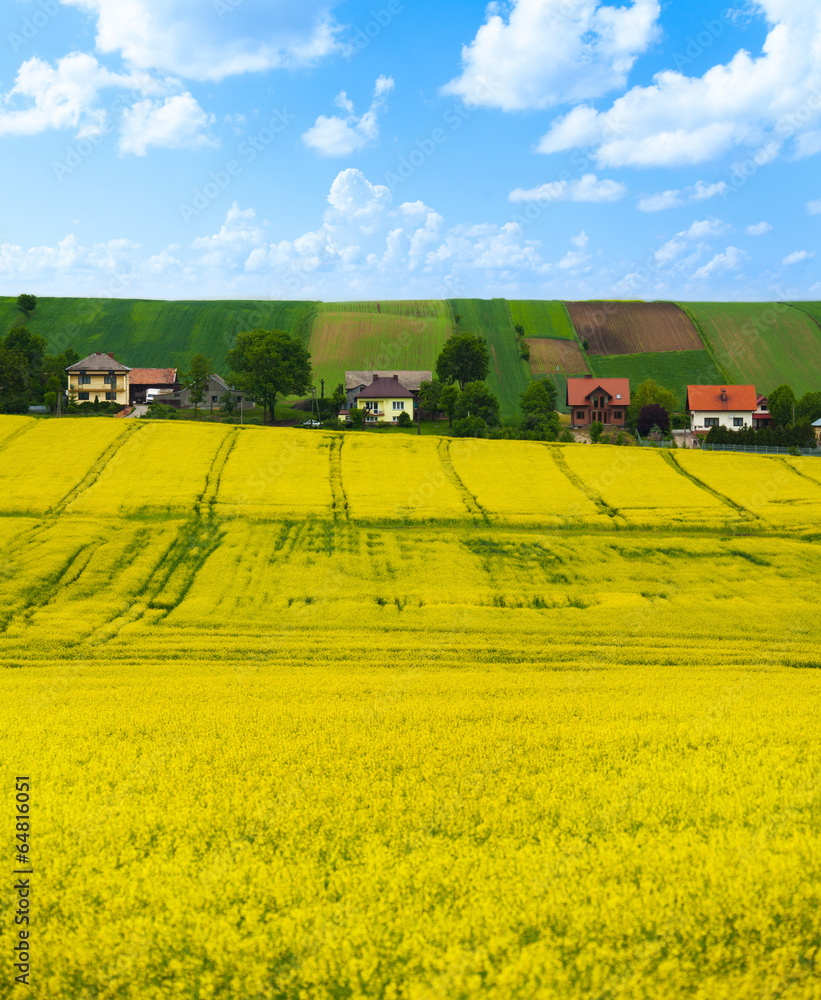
[564,301,703,355]
[525,338,589,375]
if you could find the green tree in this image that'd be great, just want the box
[590,420,604,443]
[219,391,236,415]
[17,294,37,316]
[455,381,500,426]
[796,390,821,424]
[435,333,490,389]
[440,385,459,428]
[184,353,212,413]
[768,384,796,426]
[417,378,443,434]
[43,391,57,412]
[514,323,525,338]
[0,326,48,411]
[453,415,488,438]
[330,385,347,417]
[349,406,365,430]
[628,379,678,427]
[520,379,558,422]
[396,410,412,427]
[227,329,312,424]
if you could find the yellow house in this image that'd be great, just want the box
[66,352,131,406]
[354,374,416,424]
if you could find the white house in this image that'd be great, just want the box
[687,385,758,433]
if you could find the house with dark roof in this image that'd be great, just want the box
[350,374,416,424]
[150,372,251,410]
[687,385,757,434]
[66,352,131,406]
[566,375,630,429]
[813,417,821,444]
[345,370,430,409]
[128,368,179,404]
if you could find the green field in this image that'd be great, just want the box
[0,297,317,372]
[308,301,451,393]
[679,302,821,396]
[790,302,821,331]
[588,350,723,409]
[449,298,530,420]
[508,300,577,339]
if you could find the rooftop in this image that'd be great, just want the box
[66,352,132,373]
[346,370,430,391]
[129,368,177,385]
[355,375,416,399]
[566,377,630,407]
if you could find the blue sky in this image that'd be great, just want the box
[0,0,819,301]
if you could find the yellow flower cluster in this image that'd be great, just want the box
[1,416,820,998]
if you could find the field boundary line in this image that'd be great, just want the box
[661,451,757,520]
[548,446,619,519]
[329,436,349,521]
[198,428,239,512]
[0,542,94,634]
[770,455,821,492]
[0,419,38,458]
[437,439,488,521]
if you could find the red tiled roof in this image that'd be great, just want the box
[566,377,630,407]
[687,385,757,411]
[129,368,178,385]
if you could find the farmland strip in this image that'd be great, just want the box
[53,422,142,514]
[437,440,488,520]
[548,446,619,518]
[661,452,755,520]
[328,436,349,521]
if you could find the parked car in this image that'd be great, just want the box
[302,419,322,428]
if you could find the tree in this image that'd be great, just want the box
[514,323,525,338]
[185,353,212,413]
[589,420,604,443]
[43,391,56,412]
[796,390,821,424]
[768,384,796,426]
[628,379,678,427]
[440,385,459,428]
[455,381,500,426]
[17,294,37,316]
[435,333,490,389]
[330,384,347,416]
[227,329,312,424]
[418,378,443,416]
[397,410,412,427]
[520,379,558,425]
[453,415,488,438]
[349,406,365,430]
[637,404,670,437]
[219,391,236,415]
[0,326,47,411]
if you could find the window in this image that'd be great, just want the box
[212,395,218,403]
[104,376,112,385]
[364,401,379,412]
[733,417,744,427]
[78,392,89,401]
[613,410,622,420]
[576,411,586,420]
[105,392,116,401]
[705,417,719,428]
[79,375,91,385]
[392,401,405,410]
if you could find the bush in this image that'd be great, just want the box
[637,404,670,437]
[519,344,531,361]
[396,411,412,427]
[143,402,178,420]
[453,415,488,438]
[559,429,574,443]
[589,420,604,443]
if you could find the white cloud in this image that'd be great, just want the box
[441,0,660,111]
[782,250,815,265]
[537,0,821,167]
[654,218,732,267]
[302,76,394,157]
[692,246,746,280]
[509,173,626,203]
[570,231,589,249]
[807,199,821,215]
[746,221,773,235]
[795,130,821,158]
[119,94,217,155]
[191,203,265,268]
[637,179,727,212]
[61,0,342,81]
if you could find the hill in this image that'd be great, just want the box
[1,417,820,998]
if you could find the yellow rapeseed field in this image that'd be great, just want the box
[1,417,819,999]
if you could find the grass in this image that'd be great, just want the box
[449,299,530,421]
[679,302,821,396]
[508,300,577,339]
[588,350,721,409]
[308,301,451,394]
[0,297,317,373]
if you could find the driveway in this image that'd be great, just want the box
[125,404,148,419]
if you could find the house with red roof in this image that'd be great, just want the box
[686,385,757,434]
[566,375,630,429]
[128,368,179,405]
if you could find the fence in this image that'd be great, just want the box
[635,431,674,448]
[700,443,820,456]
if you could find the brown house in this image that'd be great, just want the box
[567,376,630,429]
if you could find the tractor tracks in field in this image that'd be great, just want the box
[328,436,349,521]
[51,422,145,515]
[661,451,758,521]
[549,446,620,520]
[197,427,239,514]
[437,439,488,520]
[0,419,38,459]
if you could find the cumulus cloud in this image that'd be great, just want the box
[636,179,727,212]
[441,0,660,111]
[746,221,773,235]
[654,218,732,268]
[692,246,746,281]
[807,199,821,215]
[782,249,814,265]
[119,93,217,155]
[60,0,342,81]
[537,0,821,167]
[302,76,394,157]
[509,173,626,203]
[191,203,265,268]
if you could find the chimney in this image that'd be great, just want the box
[720,387,727,401]
[108,352,115,359]
[372,374,379,382]
[393,374,398,380]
